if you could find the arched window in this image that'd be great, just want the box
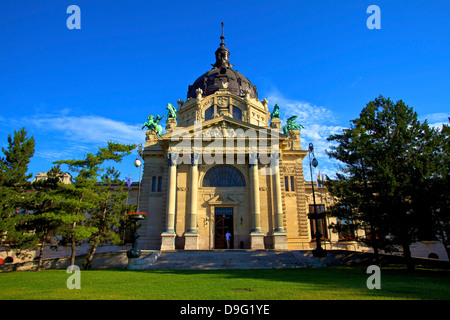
[3,257,13,264]
[203,165,246,187]
[428,253,439,259]
[232,106,243,120]
[205,106,214,121]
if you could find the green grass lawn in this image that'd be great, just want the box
[0,266,449,300]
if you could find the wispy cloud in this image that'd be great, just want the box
[10,111,145,165]
[267,91,337,126]
[266,90,346,179]
[419,112,450,130]
[34,144,92,161]
[30,115,143,145]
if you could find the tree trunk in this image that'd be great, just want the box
[438,227,450,261]
[370,226,381,265]
[70,221,76,267]
[84,240,98,270]
[373,244,380,266]
[37,239,45,271]
[403,243,415,271]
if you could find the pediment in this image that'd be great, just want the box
[207,194,240,205]
[161,116,284,140]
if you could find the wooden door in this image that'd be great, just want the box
[215,215,226,249]
[214,207,233,249]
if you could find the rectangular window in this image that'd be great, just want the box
[284,176,289,191]
[290,176,295,191]
[151,177,157,192]
[151,176,163,192]
[338,218,356,241]
[157,176,162,192]
[309,204,325,214]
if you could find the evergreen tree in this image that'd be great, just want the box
[0,127,35,186]
[0,128,35,250]
[326,96,447,269]
[422,118,450,259]
[83,166,136,270]
[28,165,66,270]
[54,141,136,267]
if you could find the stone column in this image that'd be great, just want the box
[161,153,177,251]
[249,153,264,249]
[271,153,288,250]
[185,153,199,250]
[272,153,284,232]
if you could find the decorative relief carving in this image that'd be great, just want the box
[217,96,228,107]
[280,166,295,175]
[202,123,242,138]
[203,127,222,138]
[285,193,297,197]
[202,193,215,202]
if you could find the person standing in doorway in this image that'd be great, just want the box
[225,232,232,249]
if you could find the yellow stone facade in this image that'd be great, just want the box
[136,83,331,251]
[132,32,346,251]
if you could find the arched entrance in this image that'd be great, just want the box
[202,165,246,249]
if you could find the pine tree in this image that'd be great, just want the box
[0,127,35,250]
[0,127,35,186]
[326,96,446,269]
[28,165,66,270]
[83,166,136,270]
[54,141,136,267]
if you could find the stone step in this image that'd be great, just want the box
[148,250,306,270]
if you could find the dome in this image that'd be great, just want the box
[187,67,258,100]
[187,30,258,100]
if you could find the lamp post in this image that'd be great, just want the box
[134,158,142,212]
[127,158,145,261]
[308,143,326,258]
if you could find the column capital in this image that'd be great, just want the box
[270,152,281,160]
[249,152,259,166]
[270,152,281,166]
[190,153,200,166]
[167,153,179,166]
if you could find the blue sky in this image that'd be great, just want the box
[1,0,449,182]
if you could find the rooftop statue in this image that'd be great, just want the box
[142,114,164,136]
[282,115,304,136]
[270,104,281,119]
[166,103,177,119]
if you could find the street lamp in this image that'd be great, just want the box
[308,143,326,258]
[127,157,145,261]
[134,158,142,212]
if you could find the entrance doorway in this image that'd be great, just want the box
[214,207,233,249]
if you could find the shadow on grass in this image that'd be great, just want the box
[94,265,450,300]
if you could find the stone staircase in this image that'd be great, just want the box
[148,250,306,270]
